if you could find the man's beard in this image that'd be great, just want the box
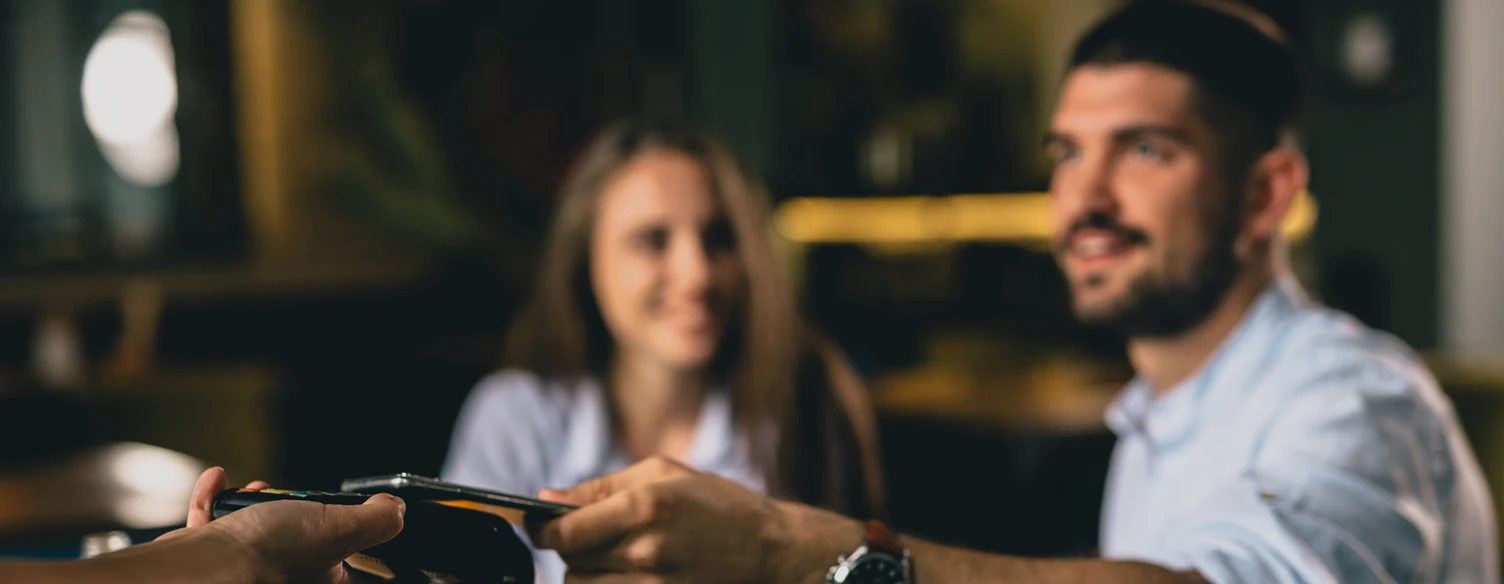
[1071,205,1242,339]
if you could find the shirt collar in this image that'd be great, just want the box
[559,378,740,478]
[1104,275,1308,447]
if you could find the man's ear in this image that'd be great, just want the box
[1241,144,1308,247]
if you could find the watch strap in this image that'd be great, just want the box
[864,520,904,557]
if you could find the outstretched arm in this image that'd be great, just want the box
[533,458,1199,583]
[0,468,405,584]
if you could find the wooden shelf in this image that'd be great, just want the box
[0,254,432,314]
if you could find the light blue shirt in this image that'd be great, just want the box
[1100,277,1498,583]
[441,371,766,583]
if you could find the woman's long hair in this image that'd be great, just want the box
[503,119,883,516]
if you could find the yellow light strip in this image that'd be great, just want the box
[774,191,1317,245]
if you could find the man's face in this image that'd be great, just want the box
[1046,63,1242,337]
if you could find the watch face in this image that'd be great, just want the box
[846,555,908,584]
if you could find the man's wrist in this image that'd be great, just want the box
[194,528,280,584]
[121,530,273,584]
[763,499,865,584]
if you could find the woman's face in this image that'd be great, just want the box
[590,149,743,371]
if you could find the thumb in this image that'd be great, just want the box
[186,467,228,528]
[540,476,612,507]
[542,457,693,506]
[310,494,406,557]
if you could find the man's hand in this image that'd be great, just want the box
[526,459,1202,584]
[155,466,270,539]
[532,457,840,584]
[0,468,405,584]
[156,467,406,584]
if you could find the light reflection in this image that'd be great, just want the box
[106,443,201,528]
[774,191,1318,246]
[81,10,180,187]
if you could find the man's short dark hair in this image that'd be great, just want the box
[1068,1,1302,179]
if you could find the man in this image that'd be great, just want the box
[528,2,1498,582]
[0,468,405,584]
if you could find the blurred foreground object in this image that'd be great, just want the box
[0,442,204,542]
[79,531,132,558]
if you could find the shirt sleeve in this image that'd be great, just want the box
[439,371,560,497]
[1156,361,1460,584]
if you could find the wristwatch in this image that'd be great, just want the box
[826,520,914,584]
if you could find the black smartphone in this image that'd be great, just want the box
[341,474,577,524]
[212,488,534,583]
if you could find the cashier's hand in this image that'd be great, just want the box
[158,467,406,584]
[181,467,271,528]
[530,457,790,584]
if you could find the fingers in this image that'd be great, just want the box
[535,459,696,556]
[559,530,670,575]
[535,479,677,556]
[546,457,693,506]
[534,491,635,554]
[543,475,615,508]
[187,467,229,528]
[309,493,407,556]
[538,488,575,504]
[187,468,270,528]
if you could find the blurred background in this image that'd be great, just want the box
[1,0,1502,562]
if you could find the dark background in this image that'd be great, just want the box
[0,0,1489,561]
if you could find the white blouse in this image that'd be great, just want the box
[441,370,767,582]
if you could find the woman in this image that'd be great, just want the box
[442,119,883,580]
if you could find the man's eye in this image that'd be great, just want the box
[1049,146,1080,165]
[1132,141,1168,160]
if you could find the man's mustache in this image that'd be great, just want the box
[1053,213,1150,252]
